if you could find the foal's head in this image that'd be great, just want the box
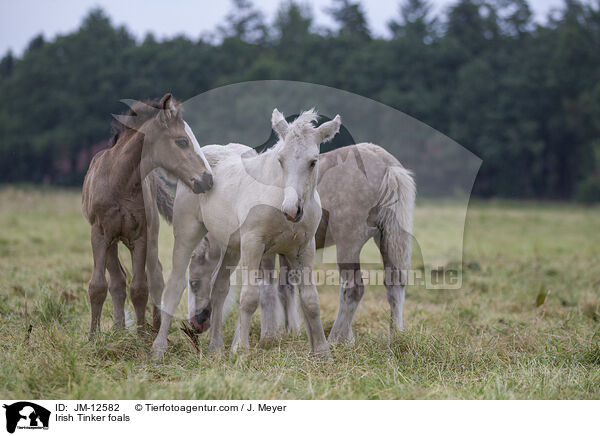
[120,93,213,194]
[187,236,218,333]
[272,109,341,222]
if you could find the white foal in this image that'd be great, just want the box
[152,109,341,358]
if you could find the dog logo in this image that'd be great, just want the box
[3,402,50,433]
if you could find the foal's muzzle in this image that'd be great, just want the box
[283,201,304,223]
[189,309,211,333]
[192,172,213,194]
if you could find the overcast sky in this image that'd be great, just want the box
[0,0,567,56]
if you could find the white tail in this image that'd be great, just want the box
[375,166,416,283]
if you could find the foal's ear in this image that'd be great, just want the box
[272,108,289,140]
[195,236,210,264]
[202,236,210,261]
[159,93,179,125]
[317,115,341,144]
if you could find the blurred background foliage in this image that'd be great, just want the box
[0,0,599,201]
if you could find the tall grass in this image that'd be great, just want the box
[0,187,598,399]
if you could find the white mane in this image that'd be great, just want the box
[273,109,319,146]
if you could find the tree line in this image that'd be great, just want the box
[0,0,599,200]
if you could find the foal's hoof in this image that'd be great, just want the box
[208,343,226,355]
[286,328,301,338]
[312,342,331,359]
[388,326,404,341]
[327,329,355,345]
[259,334,279,348]
[313,345,332,359]
[112,323,126,331]
[230,342,250,356]
[152,348,166,361]
[151,340,168,361]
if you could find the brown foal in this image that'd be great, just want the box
[82,93,213,337]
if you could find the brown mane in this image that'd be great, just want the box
[108,98,173,147]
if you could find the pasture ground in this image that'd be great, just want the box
[0,187,599,399]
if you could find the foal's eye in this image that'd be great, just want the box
[190,280,200,289]
[310,159,317,168]
[176,138,189,149]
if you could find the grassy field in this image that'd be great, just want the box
[0,186,599,399]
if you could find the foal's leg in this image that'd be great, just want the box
[384,263,405,334]
[290,241,329,356]
[144,178,164,331]
[88,225,108,338]
[152,218,205,359]
[259,253,279,344]
[106,243,126,330]
[208,247,239,353]
[129,236,149,335]
[328,244,364,344]
[278,255,300,336]
[146,225,164,331]
[376,231,409,335]
[231,237,264,354]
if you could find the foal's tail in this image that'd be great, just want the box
[375,166,416,282]
[149,170,175,225]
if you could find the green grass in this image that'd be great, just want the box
[0,187,599,399]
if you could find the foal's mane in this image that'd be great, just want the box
[256,109,319,158]
[281,109,319,142]
[108,98,166,147]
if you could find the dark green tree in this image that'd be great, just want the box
[388,0,438,42]
[0,51,15,78]
[274,0,314,46]
[0,0,599,201]
[327,0,371,41]
[218,0,269,44]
